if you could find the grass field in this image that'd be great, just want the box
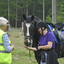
[8,28,64,64]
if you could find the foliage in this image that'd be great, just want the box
[0,0,64,27]
[56,2,64,23]
[45,0,64,23]
[46,15,52,23]
[45,0,52,17]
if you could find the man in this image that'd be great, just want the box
[0,17,14,64]
[24,22,59,64]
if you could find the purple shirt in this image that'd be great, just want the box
[39,31,55,48]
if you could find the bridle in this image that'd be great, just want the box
[24,22,35,46]
[24,23,37,63]
[24,36,32,39]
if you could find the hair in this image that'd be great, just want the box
[0,17,8,27]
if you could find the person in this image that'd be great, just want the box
[24,22,59,64]
[0,17,14,64]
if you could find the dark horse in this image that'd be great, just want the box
[23,14,64,62]
[23,14,41,47]
[23,14,42,61]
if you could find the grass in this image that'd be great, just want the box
[8,28,64,64]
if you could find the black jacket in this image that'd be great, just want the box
[37,49,59,64]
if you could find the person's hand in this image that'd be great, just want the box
[38,46,41,50]
[23,44,37,51]
[11,45,14,51]
[23,44,27,48]
[23,44,30,49]
[23,44,28,48]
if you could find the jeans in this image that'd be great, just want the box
[40,52,47,64]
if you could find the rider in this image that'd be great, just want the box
[24,21,59,64]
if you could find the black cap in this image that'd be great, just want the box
[36,22,48,29]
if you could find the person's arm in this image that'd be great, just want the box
[38,41,53,50]
[23,44,37,51]
[2,34,14,52]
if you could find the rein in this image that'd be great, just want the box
[24,35,37,63]
[24,23,38,63]
[29,50,37,63]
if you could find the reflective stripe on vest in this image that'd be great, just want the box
[0,50,11,53]
[0,43,11,46]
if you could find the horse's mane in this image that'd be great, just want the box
[34,16,42,23]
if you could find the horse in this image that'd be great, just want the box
[23,14,42,46]
[23,14,64,61]
[23,14,42,61]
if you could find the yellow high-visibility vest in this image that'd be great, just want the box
[0,30,12,64]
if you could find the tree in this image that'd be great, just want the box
[26,0,28,17]
[56,1,64,23]
[1,0,64,27]
[16,0,18,28]
[8,0,10,23]
[43,0,45,21]
[52,0,56,23]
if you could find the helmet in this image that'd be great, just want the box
[36,22,48,29]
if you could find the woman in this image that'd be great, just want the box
[24,22,59,64]
[0,17,14,64]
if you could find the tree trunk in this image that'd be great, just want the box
[43,0,45,22]
[16,0,18,28]
[26,0,28,17]
[8,0,11,31]
[52,0,56,23]
[8,0,10,23]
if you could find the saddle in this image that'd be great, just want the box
[47,23,64,44]
[54,28,64,44]
[55,23,64,30]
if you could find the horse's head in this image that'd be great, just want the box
[23,14,35,46]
